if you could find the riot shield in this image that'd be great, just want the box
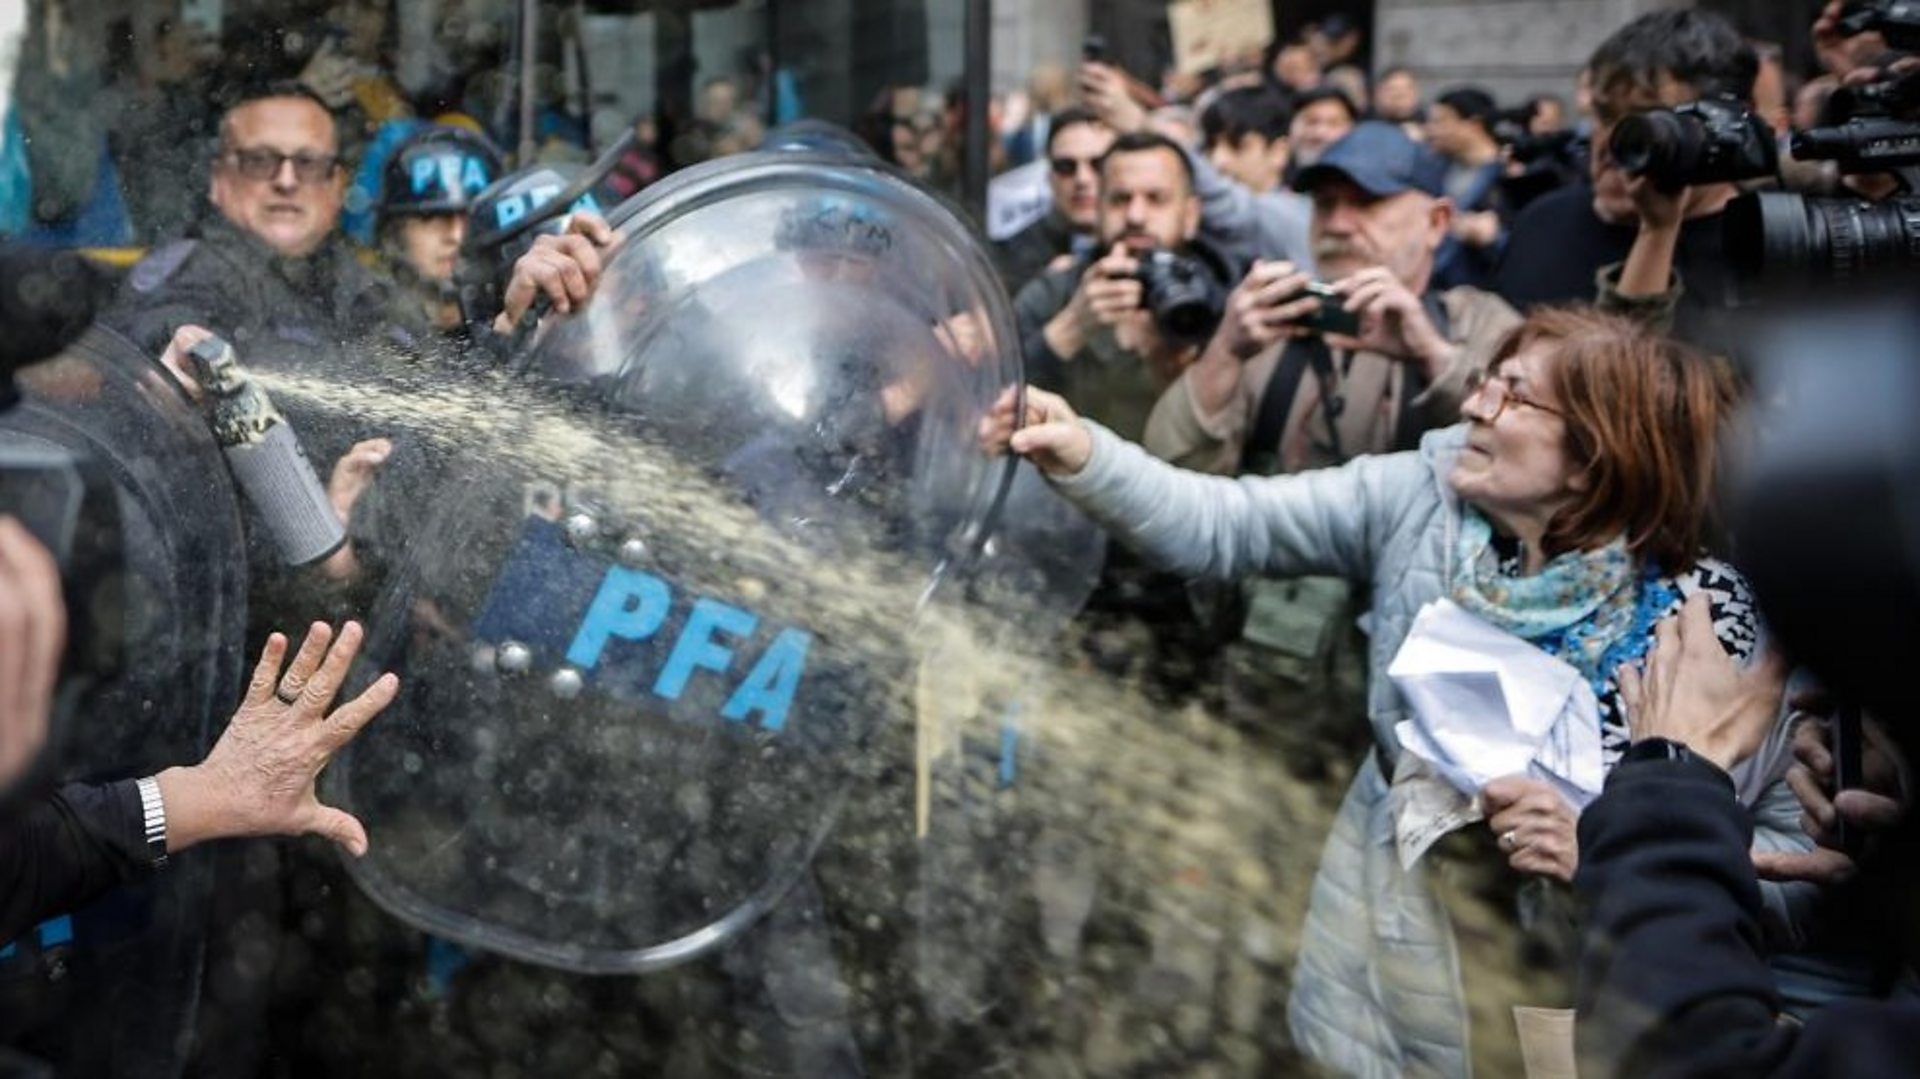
[330,150,1101,974]
[0,327,250,1076]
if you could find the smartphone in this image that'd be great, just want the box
[1288,281,1363,338]
[1082,34,1108,64]
[179,0,223,37]
[1832,703,1866,854]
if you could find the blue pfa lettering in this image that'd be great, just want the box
[493,194,527,229]
[565,567,812,732]
[461,156,490,193]
[412,154,493,196]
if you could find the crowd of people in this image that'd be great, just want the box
[1,0,1919,1075]
[974,3,1920,1074]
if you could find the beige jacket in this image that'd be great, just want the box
[1142,285,1523,476]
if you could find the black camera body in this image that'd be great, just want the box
[1794,117,1920,172]
[1727,65,1920,283]
[1609,94,1778,192]
[1285,281,1363,339]
[1128,248,1227,345]
[1825,65,1920,124]
[1799,68,1920,174]
[1838,0,1920,49]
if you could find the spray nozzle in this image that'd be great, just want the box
[185,335,248,396]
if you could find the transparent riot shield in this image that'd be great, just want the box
[330,150,1102,974]
[0,327,250,1076]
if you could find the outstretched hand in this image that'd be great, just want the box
[977,385,1093,477]
[155,621,398,857]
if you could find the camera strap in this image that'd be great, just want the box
[1392,290,1452,452]
[1243,335,1333,475]
[1244,290,1455,473]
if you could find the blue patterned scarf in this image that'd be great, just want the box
[1450,508,1679,700]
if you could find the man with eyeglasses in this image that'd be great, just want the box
[105,81,405,364]
[992,107,1112,296]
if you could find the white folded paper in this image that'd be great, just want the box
[1386,599,1606,866]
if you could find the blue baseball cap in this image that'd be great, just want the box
[1292,121,1447,199]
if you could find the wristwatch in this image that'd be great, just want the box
[1621,737,1699,765]
[135,775,169,869]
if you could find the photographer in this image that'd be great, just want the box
[1496,8,1760,332]
[1012,131,1229,442]
[1144,122,1519,478]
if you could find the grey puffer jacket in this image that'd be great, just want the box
[1051,421,1819,1078]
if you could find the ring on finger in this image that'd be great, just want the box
[1498,829,1521,853]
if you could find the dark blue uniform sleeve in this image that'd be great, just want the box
[100,241,243,358]
[0,780,153,945]
[1574,757,1920,1077]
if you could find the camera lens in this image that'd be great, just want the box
[1156,293,1215,342]
[1726,190,1920,282]
[1609,109,1694,185]
[1136,252,1223,345]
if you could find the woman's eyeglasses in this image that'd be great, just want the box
[223,147,341,184]
[1463,369,1563,420]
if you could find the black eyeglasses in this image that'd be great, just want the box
[223,146,341,184]
[1463,368,1563,420]
[1049,155,1100,178]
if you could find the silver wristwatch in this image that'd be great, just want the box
[135,775,169,869]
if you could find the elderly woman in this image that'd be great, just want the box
[993,307,1821,1077]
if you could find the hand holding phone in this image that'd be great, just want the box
[1284,281,1363,338]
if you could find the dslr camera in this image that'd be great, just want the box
[1491,106,1589,210]
[1127,248,1228,345]
[1726,67,1920,282]
[1607,93,1778,192]
[1836,0,1920,48]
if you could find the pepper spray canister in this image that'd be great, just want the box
[186,336,346,566]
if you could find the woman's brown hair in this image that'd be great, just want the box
[1487,307,1741,572]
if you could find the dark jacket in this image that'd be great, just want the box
[103,213,420,364]
[1012,239,1238,443]
[1574,757,1920,1077]
[0,782,151,946]
[994,209,1084,298]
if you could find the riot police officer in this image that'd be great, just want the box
[373,125,502,341]
[459,162,610,339]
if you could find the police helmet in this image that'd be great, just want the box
[378,125,504,224]
[457,163,608,321]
